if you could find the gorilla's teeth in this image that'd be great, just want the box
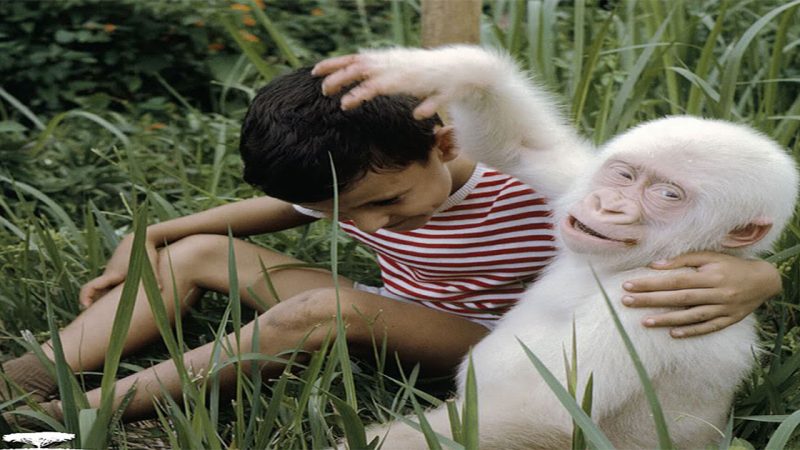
[575,219,610,240]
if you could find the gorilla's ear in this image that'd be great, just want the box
[721,217,772,248]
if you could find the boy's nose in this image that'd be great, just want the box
[351,212,390,233]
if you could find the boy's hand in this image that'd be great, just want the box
[79,234,160,308]
[622,251,782,338]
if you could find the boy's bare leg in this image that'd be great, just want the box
[1,234,353,402]
[36,234,353,371]
[7,233,487,419]
[82,286,488,420]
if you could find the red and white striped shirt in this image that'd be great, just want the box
[296,164,556,325]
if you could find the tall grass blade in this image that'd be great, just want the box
[84,206,101,278]
[765,243,800,264]
[446,399,462,445]
[764,408,800,450]
[606,16,670,134]
[246,0,302,68]
[218,14,278,80]
[41,265,83,445]
[90,201,120,251]
[0,86,45,130]
[354,0,374,43]
[331,395,376,450]
[291,341,330,431]
[590,267,673,449]
[0,175,80,238]
[31,110,129,156]
[571,11,613,125]
[411,395,443,450]
[568,0,585,101]
[669,67,721,103]
[760,5,797,131]
[84,206,149,448]
[207,298,234,427]
[140,263,190,366]
[225,231,245,446]
[717,0,800,120]
[718,410,734,450]
[505,0,525,57]
[461,354,479,450]
[242,312,262,450]
[686,0,729,115]
[643,1,680,114]
[390,0,414,46]
[35,223,80,314]
[328,153,358,409]
[255,367,292,443]
[516,337,615,449]
[0,214,25,241]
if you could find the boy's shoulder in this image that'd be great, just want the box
[445,163,549,209]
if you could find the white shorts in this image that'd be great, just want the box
[352,282,496,330]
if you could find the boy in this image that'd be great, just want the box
[1,66,781,423]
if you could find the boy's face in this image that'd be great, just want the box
[299,132,460,233]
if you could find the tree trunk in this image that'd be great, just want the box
[421,0,482,47]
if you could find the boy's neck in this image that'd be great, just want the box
[447,156,478,194]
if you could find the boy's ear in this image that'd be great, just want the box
[434,126,459,162]
[721,217,773,248]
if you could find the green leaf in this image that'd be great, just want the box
[461,355,479,450]
[517,338,615,449]
[590,267,673,449]
[0,121,26,132]
[331,396,375,450]
[717,0,800,119]
[765,408,800,450]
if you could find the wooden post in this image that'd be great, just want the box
[421,0,482,47]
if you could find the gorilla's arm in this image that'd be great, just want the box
[313,45,592,199]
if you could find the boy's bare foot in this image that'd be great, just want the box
[0,353,57,403]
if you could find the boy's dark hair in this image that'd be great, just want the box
[239,67,443,203]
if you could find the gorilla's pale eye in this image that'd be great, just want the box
[652,184,683,200]
[609,164,635,182]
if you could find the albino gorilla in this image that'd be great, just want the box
[314,46,800,449]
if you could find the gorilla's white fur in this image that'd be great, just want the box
[328,46,799,449]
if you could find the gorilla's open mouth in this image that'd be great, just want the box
[569,216,637,245]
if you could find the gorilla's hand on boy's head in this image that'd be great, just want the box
[313,51,454,120]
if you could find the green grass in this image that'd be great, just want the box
[1,0,799,449]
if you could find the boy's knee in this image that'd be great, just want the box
[264,288,340,331]
[157,234,228,269]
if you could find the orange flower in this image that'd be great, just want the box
[253,0,265,9]
[242,14,256,26]
[147,123,166,131]
[103,23,117,33]
[230,3,250,11]
[208,42,225,52]
[240,31,259,43]
[310,7,324,17]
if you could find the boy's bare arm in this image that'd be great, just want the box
[313,45,591,199]
[623,252,782,338]
[80,197,315,306]
[144,196,313,246]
